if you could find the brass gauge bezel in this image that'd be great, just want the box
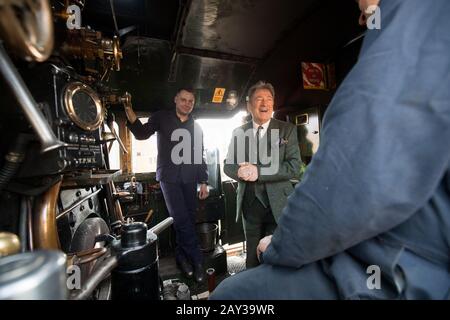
[63,82,103,131]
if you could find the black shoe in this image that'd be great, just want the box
[177,260,193,278]
[194,263,205,283]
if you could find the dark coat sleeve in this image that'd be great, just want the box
[127,111,161,140]
[263,0,450,268]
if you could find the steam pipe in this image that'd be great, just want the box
[148,217,174,236]
[71,255,118,300]
[0,42,65,153]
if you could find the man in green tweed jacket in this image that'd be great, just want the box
[224,81,301,268]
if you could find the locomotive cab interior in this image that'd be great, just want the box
[0,0,366,300]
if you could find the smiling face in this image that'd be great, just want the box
[247,88,274,125]
[174,90,195,117]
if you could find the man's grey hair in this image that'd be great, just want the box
[247,81,275,102]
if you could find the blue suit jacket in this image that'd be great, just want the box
[127,110,208,184]
[263,0,450,299]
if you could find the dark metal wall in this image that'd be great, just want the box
[180,0,316,58]
[89,0,362,116]
[109,37,173,111]
[254,0,362,111]
[83,0,180,40]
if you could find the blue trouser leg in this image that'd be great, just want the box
[160,181,203,265]
[210,261,339,300]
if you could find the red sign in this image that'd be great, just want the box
[301,62,326,90]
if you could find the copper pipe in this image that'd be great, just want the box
[68,247,107,265]
[33,180,62,250]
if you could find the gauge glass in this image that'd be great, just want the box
[72,91,98,124]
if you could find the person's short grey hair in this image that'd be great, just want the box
[247,81,275,102]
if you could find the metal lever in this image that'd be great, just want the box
[0,42,65,153]
[106,113,128,154]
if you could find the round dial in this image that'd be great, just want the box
[63,82,103,131]
[72,91,98,124]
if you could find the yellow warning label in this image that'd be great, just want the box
[212,88,226,103]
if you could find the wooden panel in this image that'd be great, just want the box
[116,114,133,174]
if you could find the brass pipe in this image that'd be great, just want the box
[105,181,125,226]
[113,190,125,224]
[33,180,62,250]
[144,209,154,224]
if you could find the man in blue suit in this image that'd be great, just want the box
[124,88,209,283]
[211,0,450,299]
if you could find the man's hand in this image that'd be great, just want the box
[123,93,137,124]
[198,183,209,200]
[257,235,272,262]
[237,163,258,182]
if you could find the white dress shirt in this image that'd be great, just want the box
[252,119,271,139]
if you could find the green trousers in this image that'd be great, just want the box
[242,199,277,269]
